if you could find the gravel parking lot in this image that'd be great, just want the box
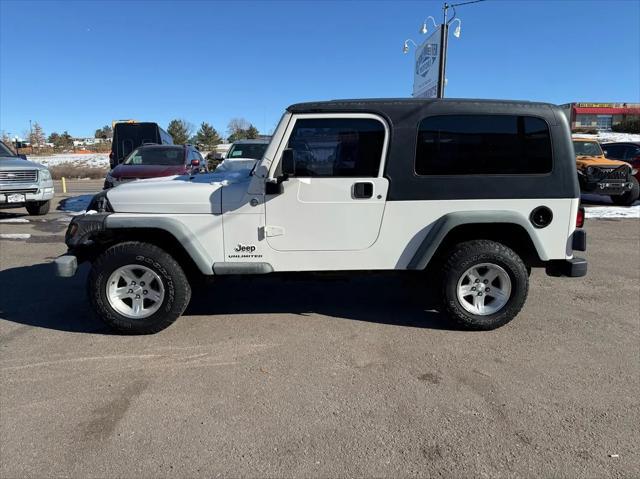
[1,182,638,478]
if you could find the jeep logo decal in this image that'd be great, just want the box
[234,244,256,253]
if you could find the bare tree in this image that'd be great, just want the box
[29,122,46,149]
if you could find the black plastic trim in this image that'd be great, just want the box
[571,230,587,252]
[545,257,587,277]
[530,206,553,229]
[65,213,110,248]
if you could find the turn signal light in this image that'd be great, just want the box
[576,207,585,228]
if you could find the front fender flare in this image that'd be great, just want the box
[105,216,214,275]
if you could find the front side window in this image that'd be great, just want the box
[415,115,552,175]
[124,147,185,165]
[286,118,385,177]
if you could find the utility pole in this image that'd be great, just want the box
[437,3,450,98]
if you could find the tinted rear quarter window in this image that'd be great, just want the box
[415,115,552,175]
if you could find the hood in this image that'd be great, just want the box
[111,163,187,178]
[576,156,627,169]
[215,158,258,172]
[0,157,47,170]
[106,167,253,214]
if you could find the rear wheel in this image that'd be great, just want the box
[441,240,529,330]
[611,177,639,206]
[26,200,50,216]
[88,241,191,334]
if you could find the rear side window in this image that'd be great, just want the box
[415,115,552,175]
[287,118,385,177]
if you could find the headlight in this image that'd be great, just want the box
[39,169,51,181]
[585,166,594,175]
[632,168,638,175]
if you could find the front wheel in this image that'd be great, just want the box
[26,200,50,216]
[611,177,640,206]
[441,240,529,330]
[88,241,191,334]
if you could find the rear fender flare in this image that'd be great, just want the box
[407,211,548,270]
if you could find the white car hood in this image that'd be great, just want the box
[215,158,258,172]
[106,168,253,214]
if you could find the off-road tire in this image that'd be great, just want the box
[26,200,50,216]
[88,241,191,334]
[441,240,529,331]
[611,177,640,206]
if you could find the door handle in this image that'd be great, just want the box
[353,182,373,199]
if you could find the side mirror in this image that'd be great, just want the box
[281,148,296,176]
[18,154,27,160]
[191,159,200,166]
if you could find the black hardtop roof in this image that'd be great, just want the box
[287,98,558,113]
[601,141,640,146]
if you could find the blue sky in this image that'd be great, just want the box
[1,0,638,138]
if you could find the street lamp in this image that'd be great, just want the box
[419,16,437,35]
[402,39,418,54]
[450,18,462,38]
[403,0,484,98]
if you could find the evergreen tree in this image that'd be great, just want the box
[246,125,259,139]
[227,118,260,142]
[48,132,60,145]
[194,122,222,148]
[60,131,73,148]
[167,119,193,144]
[95,125,113,140]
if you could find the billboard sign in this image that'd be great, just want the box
[413,27,441,98]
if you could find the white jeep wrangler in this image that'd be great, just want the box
[55,99,587,334]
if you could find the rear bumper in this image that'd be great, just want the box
[546,257,588,278]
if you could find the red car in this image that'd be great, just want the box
[104,144,205,189]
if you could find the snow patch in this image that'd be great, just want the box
[0,233,31,239]
[0,218,30,223]
[572,132,640,143]
[27,153,109,169]
[585,206,640,219]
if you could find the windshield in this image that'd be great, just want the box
[0,142,16,158]
[573,141,603,157]
[124,147,184,165]
[227,143,268,160]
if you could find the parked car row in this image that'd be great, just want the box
[572,138,640,206]
[103,135,270,189]
[104,144,206,189]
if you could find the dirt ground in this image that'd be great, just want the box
[1,183,638,478]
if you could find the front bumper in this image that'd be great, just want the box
[0,183,54,206]
[54,254,78,277]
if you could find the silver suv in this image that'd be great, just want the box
[0,141,54,215]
